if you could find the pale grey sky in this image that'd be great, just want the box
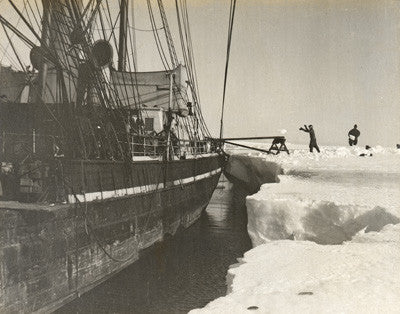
[1,0,399,146]
[182,0,400,147]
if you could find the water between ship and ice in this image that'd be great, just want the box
[57,144,400,313]
[57,175,253,313]
[192,144,400,313]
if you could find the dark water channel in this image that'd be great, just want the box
[57,178,252,313]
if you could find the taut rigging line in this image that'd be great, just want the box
[219,0,237,139]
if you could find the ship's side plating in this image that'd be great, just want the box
[0,154,223,313]
[0,0,224,312]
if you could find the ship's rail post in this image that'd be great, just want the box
[0,132,60,159]
[1,131,5,156]
[32,129,36,155]
[127,135,215,159]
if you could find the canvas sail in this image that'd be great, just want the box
[110,64,189,116]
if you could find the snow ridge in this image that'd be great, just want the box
[191,145,400,313]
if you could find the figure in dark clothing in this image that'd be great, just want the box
[299,124,320,153]
[348,124,360,146]
[359,145,372,157]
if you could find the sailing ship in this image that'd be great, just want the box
[0,0,224,312]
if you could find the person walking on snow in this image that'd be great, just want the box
[348,124,360,146]
[299,124,320,153]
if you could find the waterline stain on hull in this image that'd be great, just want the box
[57,176,253,313]
[0,157,222,313]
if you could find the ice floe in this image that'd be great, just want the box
[191,144,400,313]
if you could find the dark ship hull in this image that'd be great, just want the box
[0,154,223,313]
[0,0,225,311]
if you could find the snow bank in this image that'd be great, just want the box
[190,145,400,313]
[224,155,282,194]
[191,224,400,314]
[246,146,400,245]
[225,142,400,174]
[247,174,400,246]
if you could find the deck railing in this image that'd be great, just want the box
[0,131,60,160]
[0,131,215,161]
[127,135,212,158]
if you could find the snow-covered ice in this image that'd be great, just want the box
[191,224,400,314]
[247,145,400,246]
[248,173,400,246]
[191,144,400,313]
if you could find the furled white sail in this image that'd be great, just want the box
[110,64,189,116]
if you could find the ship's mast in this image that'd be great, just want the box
[32,0,51,141]
[37,0,51,102]
[118,0,128,71]
[157,0,178,68]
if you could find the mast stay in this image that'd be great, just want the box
[0,0,214,161]
[219,0,237,139]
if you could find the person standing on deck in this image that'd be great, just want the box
[348,124,360,146]
[299,124,320,153]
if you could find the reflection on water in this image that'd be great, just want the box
[57,178,252,313]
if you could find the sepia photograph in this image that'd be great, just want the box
[0,0,399,313]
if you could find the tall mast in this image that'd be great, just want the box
[118,0,128,71]
[157,0,178,68]
[37,0,51,101]
[130,0,137,69]
[33,0,51,138]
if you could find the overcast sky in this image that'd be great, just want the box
[1,0,399,147]
[179,0,400,147]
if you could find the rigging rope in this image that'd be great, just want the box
[147,0,170,71]
[26,0,41,35]
[219,0,237,139]
[0,0,25,64]
[157,0,178,68]
[129,0,138,68]
[1,0,213,160]
[0,42,21,70]
[174,0,210,138]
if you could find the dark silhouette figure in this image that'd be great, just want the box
[299,124,320,153]
[359,145,372,157]
[348,124,360,146]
